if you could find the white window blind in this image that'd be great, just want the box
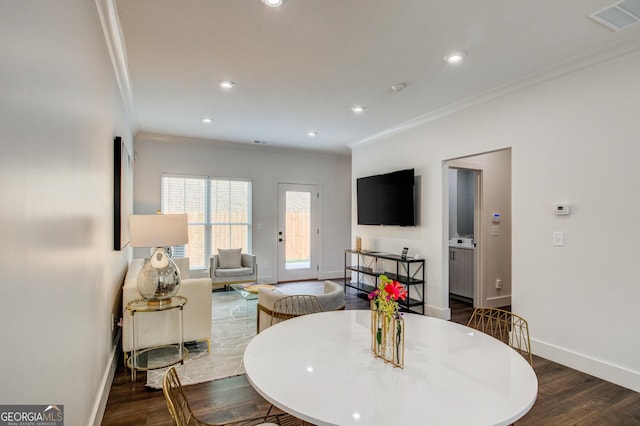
[161,174,252,269]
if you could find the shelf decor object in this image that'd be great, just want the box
[129,213,188,305]
[369,275,406,368]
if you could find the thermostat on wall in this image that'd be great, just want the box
[554,204,571,215]
[492,213,501,223]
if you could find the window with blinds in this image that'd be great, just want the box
[161,174,252,269]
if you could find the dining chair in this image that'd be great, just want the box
[467,307,533,366]
[162,366,304,426]
[270,295,322,327]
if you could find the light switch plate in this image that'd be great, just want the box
[554,204,571,215]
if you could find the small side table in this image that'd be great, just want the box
[125,296,188,387]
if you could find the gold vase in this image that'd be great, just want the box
[371,301,404,368]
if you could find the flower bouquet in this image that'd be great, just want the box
[369,275,407,368]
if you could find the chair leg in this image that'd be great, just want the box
[263,404,274,422]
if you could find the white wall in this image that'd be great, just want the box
[133,135,351,282]
[351,50,640,391]
[0,1,133,424]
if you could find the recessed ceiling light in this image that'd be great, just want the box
[351,106,366,114]
[201,117,213,124]
[261,0,283,7]
[218,80,236,89]
[307,131,317,137]
[391,83,406,92]
[444,51,467,64]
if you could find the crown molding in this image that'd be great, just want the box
[349,34,640,151]
[95,0,139,133]
[136,132,352,159]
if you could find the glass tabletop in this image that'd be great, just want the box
[230,283,276,300]
[127,345,188,370]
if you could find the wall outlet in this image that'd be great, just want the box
[553,231,565,247]
[263,261,269,270]
[495,279,502,290]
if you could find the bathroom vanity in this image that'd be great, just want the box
[449,238,474,302]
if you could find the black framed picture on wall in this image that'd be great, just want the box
[113,136,133,250]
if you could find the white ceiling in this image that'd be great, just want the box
[114,0,640,154]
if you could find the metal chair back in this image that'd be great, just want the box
[162,366,303,425]
[271,295,322,326]
[467,307,533,365]
[163,366,200,426]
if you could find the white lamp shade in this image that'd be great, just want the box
[129,214,188,247]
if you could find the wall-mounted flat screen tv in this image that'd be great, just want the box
[357,168,416,226]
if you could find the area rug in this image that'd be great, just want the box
[146,291,257,389]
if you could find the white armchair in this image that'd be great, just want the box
[256,280,345,333]
[209,249,257,290]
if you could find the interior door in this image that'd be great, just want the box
[277,183,319,282]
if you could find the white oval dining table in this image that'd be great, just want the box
[244,310,538,426]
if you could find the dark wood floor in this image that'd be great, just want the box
[102,285,640,425]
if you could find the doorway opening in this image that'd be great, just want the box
[448,168,480,305]
[445,148,512,317]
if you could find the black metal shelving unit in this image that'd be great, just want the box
[344,249,425,314]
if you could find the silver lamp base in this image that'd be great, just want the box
[137,247,181,304]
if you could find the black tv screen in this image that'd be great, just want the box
[357,169,416,226]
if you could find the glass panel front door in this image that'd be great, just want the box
[277,183,319,281]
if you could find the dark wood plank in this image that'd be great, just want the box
[102,283,640,425]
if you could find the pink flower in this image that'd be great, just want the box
[368,288,381,300]
[384,281,408,301]
[370,275,406,317]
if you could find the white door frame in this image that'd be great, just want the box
[276,182,320,282]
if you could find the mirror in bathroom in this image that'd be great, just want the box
[456,169,475,237]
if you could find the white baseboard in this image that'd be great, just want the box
[318,270,343,281]
[485,295,512,307]
[258,274,276,284]
[532,338,640,392]
[90,329,121,426]
[426,304,451,320]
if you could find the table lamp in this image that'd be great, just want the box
[129,213,188,304]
